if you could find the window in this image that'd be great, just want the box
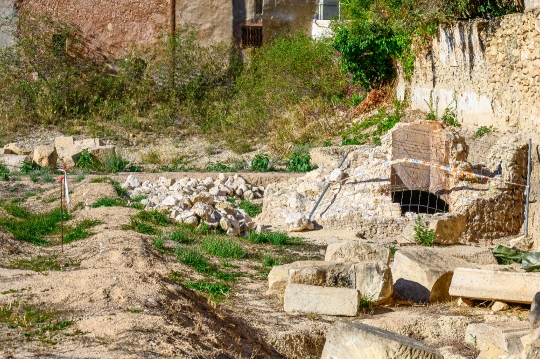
[255,0,263,15]
[318,0,340,20]
[242,26,263,48]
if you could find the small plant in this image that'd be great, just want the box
[127,307,142,313]
[153,236,165,250]
[167,228,194,244]
[91,198,120,208]
[133,210,170,226]
[262,255,281,267]
[286,145,317,173]
[238,200,262,217]
[0,164,9,181]
[323,140,332,147]
[201,236,246,259]
[359,295,374,309]
[8,255,62,272]
[251,153,270,172]
[176,246,212,273]
[441,104,461,127]
[474,125,496,138]
[20,160,33,174]
[63,219,102,243]
[413,216,435,247]
[183,280,230,300]
[372,136,382,146]
[76,149,94,169]
[424,92,439,121]
[102,152,130,173]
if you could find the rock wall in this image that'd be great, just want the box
[400,8,540,135]
[0,0,17,48]
[262,0,317,40]
[19,0,169,58]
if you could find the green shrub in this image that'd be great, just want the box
[251,154,270,172]
[286,145,317,173]
[413,216,435,247]
[474,125,496,138]
[334,0,517,89]
[76,149,94,169]
[201,237,246,259]
[262,255,281,267]
[0,164,9,181]
[102,152,130,173]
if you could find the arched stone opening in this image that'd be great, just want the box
[392,190,449,215]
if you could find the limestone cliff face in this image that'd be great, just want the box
[400,8,540,135]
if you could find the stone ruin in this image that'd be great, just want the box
[259,121,529,244]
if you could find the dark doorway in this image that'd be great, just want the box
[392,190,449,215]
[242,26,263,47]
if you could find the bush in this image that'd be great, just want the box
[251,154,270,172]
[334,0,517,89]
[102,152,130,173]
[413,216,435,246]
[286,145,317,173]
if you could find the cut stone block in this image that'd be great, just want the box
[465,321,530,354]
[354,261,393,305]
[33,145,58,168]
[449,268,540,303]
[74,138,104,148]
[392,247,469,303]
[54,136,74,149]
[89,145,116,162]
[3,143,24,155]
[0,154,30,170]
[321,322,443,359]
[283,283,358,316]
[268,261,323,293]
[425,214,466,245]
[325,241,391,265]
[288,261,356,288]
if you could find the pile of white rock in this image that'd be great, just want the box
[121,174,265,236]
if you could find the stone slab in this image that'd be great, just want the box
[268,261,323,293]
[465,322,530,354]
[449,268,540,303]
[283,283,358,316]
[321,322,443,359]
[0,154,30,170]
[325,241,391,264]
[392,247,470,303]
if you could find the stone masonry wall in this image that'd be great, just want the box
[399,8,540,135]
[0,0,17,48]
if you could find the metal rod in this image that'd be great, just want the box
[525,139,532,237]
[308,155,348,220]
[60,178,64,253]
[170,0,176,34]
[169,0,176,91]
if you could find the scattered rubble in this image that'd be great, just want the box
[123,174,264,236]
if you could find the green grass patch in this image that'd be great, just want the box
[201,236,246,259]
[133,210,170,226]
[262,255,281,267]
[247,231,300,246]
[166,227,195,244]
[63,219,102,243]
[7,255,77,272]
[122,210,170,235]
[184,280,230,300]
[238,200,262,217]
[176,246,212,273]
[0,300,72,343]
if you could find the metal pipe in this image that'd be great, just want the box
[525,139,532,237]
[170,0,176,34]
[308,154,348,220]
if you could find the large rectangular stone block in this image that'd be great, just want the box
[321,322,443,359]
[284,283,359,316]
[465,322,530,354]
[449,268,540,303]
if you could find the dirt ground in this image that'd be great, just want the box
[0,174,531,359]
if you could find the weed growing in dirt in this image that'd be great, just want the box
[167,227,195,244]
[201,237,246,259]
[286,145,317,173]
[359,295,374,309]
[176,246,212,273]
[126,307,142,313]
[63,219,102,244]
[247,231,299,246]
[134,210,170,226]
[238,200,262,217]
[413,216,435,247]
[0,301,72,343]
[474,125,497,138]
[102,152,130,173]
[76,149,94,170]
[251,154,271,172]
[184,280,230,301]
[0,164,9,181]
[153,236,165,250]
[91,197,144,210]
[7,255,77,272]
[262,255,281,267]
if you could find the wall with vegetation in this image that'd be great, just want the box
[401,8,540,133]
